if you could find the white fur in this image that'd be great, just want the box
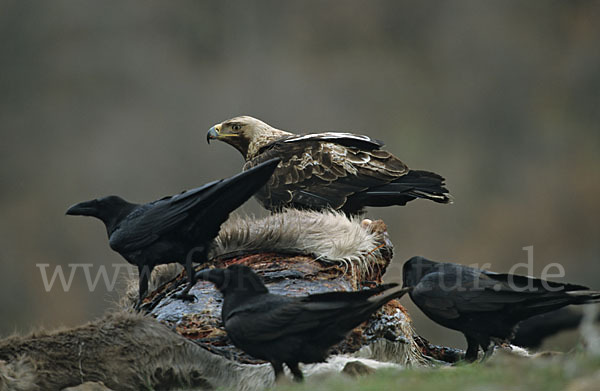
[302,354,401,378]
[211,209,388,277]
[121,210,391,308]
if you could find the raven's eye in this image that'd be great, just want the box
[232,124,242,131]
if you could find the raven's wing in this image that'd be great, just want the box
[226,285,406,342]
[225,296,319,342]
[110,183,218,251]
[411,270,540,320]
[482,271,589,292]
[109,159,280,253]
[245,134,408,210]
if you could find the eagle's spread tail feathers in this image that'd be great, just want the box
[346,170,451,211]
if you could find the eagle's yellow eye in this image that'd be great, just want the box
[232,124,242,131]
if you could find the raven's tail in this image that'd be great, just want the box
[369,286,413,309]
[518,291,600,319]
[350,170,451,208]
[324,283,413,339]
[336,285,412,330]
[568,291,600,305]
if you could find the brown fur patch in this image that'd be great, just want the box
[0,313,274,391]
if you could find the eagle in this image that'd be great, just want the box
[207,116,451,214]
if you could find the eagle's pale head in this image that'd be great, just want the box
[207,116,292,160]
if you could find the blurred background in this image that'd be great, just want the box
[1,0,598,351]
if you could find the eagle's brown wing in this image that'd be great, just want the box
[244,133,408,211]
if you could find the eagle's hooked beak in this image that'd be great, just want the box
[206,124,221,144]
[207,124,240,144]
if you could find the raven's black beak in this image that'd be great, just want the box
[66,200,98,216]
[207,125,220,144]
[195,268,225,287]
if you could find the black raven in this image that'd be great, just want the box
[66,158,280,309]
[512,307,600,349]
[196,264,411,382]
[403,256,600,361]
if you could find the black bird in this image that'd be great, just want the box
[66,158,280,309]
[403,256,600,361]
[512,307,600,349]
[196,264,411,382]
